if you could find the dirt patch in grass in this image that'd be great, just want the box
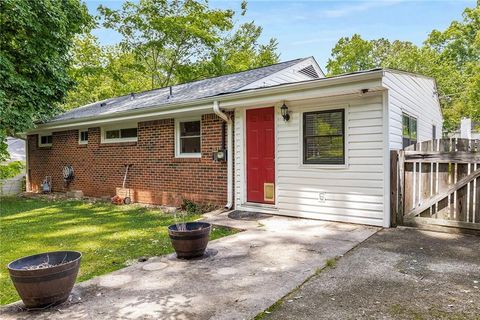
[0,197,237,305]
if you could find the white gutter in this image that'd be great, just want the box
[213,101,233,210]
[29,70,384,132]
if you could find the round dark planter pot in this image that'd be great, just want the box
[7,251,82,309]
[168,222,212,259]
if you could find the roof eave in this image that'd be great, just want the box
[29,70,385,133]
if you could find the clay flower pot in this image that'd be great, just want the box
[168,222,212,259]
[7,251,82,308]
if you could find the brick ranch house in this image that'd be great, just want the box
[26,57,442,227]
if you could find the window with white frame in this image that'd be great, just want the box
[101,124,138,143]
[38,134,52,147]
[176,119,201,157]
[402,113,417,148]
[79,129,88,144]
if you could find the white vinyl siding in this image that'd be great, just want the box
[235,94,386,227]
[383,71,442,150]
[1,173,24,196]
[241,57,324,90]
[276,95,385,226]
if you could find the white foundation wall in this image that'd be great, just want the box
[234,94,387,226]
[383,71,443,150]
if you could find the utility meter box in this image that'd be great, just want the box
[213,149,227,161]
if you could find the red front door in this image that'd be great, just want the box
[246,107,275,204]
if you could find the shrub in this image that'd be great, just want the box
[180,199,217,215]
[181,199,201,215]
[0,161,25,180]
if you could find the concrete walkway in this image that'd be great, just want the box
[1,211,378,320]
[263,228,480,320]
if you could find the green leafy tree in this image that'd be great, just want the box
[178,22,279,82]
[98,0,234,89]
[327,35,427,74]
[65,0,279,109]
[425,1,480,130]
[0,161,25,180]
[0,0,92,161]
[204,22,279,76]
[326,34,376,74]
[326,2,479,131]
[64,34,150,109]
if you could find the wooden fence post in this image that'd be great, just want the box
[390,150,399,227]
[397,150,405,226]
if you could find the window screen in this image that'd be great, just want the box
[105,128,137,140]
[179,120,201,154]
[402,113,417,148]
[303,109,345,165]
[105,130,120,139]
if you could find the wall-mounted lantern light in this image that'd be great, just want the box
[281,102,290,122]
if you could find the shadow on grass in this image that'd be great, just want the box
[0,197,233,305]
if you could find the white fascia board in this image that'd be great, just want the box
[29,70,384,134]
[29,105,212,133]
[383,68,436,81]
[220,80,384,109]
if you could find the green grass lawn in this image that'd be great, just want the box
[0,197,235,305]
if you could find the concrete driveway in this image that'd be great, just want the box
[263,228,480,320]
[1,211,378,320]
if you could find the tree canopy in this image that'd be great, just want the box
[64,0,279,110]
[0,0,92,161]
[326,1,480,131]
[98,0,234,89]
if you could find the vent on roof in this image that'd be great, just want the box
[298,65,319,79]
[100,102,107,107]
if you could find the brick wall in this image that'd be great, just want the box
[27,113,232,207]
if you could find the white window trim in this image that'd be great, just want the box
[101,123,138,143]
[402,112,418,145]
[79,129,88,144]
[38,133,53,147]
[298,104,349,169]
[175,117,201,158]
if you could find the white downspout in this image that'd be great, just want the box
[25,137,30,192]
[213,101,233,209]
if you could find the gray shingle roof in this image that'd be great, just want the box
[52,58,309,122]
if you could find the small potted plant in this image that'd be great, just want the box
[7,251,82,308]
[168,203,211,259]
